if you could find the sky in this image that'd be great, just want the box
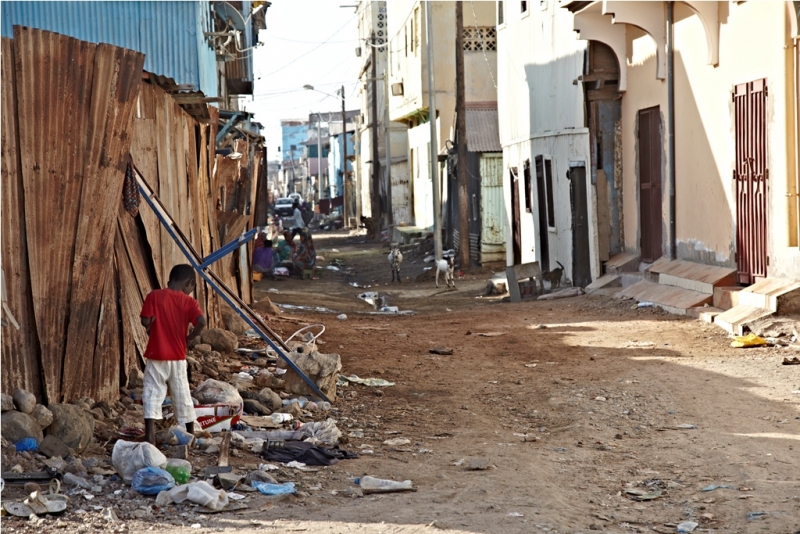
[242,1,362,162]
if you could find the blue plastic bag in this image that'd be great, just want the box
[251,481,296,495]
[131,466,175,495]
[14,438,38,452]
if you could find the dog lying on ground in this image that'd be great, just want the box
[435,255,455,288]
[388,244,403,282]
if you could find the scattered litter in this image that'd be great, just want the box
[112,440,168,484]
[747,511,768,520]
[326,265,340,271]
[162,481,229,510]
[252,481,296,495]
[277,303,336,314]
[524,363,537,368]
[508,512,524,517]
[676,521,698,533]
[429,347,453,355]
[702,484,734,492]
[625,488,663,501]
[471,332,506,337]
[337,314,348,321]
[259,464,280,471]
[267,288,280,293]
[131,467,176,495]
[452,459,466,466]
[467,458,490,471]
[676,423,697,429]
[782,357,800,365]
[637,301,655,308]
[226,492,246,501]
[338,374,395,387]
[621,341,656,349]
[383,438,411,447]
[537,287,585,300]
[594,396,607,402]
[731,334,767,348]
[424,255,435,263]
[358,476,415,494]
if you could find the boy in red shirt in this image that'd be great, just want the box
[140,264,206,445]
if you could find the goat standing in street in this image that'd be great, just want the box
[388,244,403,282]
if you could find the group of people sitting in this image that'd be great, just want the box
[252,199,317,279]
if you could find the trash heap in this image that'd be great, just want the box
[0,319,393,522]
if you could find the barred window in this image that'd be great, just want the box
[463,27,497,51]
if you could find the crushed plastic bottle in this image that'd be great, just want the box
[164,459,192,485]
[271,413,293,424]
[358,476,415,494]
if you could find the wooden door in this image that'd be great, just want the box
[638,107,662,262]
[510,168,522,264]
[570,165,592,287]
[734,79,768,284]
[534,156,550,271]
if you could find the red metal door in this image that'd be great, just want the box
[638,107,662,263]
[734,79,768,284]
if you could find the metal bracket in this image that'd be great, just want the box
[134,170,331,403]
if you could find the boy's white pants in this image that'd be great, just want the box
[142,359,196,424]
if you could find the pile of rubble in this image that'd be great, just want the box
[0,317,385,525]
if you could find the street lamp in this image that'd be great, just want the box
[305,84,349,226]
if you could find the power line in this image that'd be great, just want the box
[260,14,357,78]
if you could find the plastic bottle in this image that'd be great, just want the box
[164,459,192,485]
[358,476,415,494]
[317,401,331,411]
[271,413,292,424]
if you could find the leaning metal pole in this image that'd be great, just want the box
[425,0,443,260]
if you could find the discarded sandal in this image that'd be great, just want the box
[782,357,800,366]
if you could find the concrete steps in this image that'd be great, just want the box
[648,258,738,294]
[713,286,741,311]
[604,252,640,275]
[714,278,800,335]
[620,279,712,315]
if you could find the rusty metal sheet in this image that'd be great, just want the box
[131,116,163,288]
[14,26,97,402]
[62,42,144,401]
[92,257,121,402]
[1,36,41,400]
[115,225,149,363]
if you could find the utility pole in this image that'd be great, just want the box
[341,86,349,227]
[455,1,469,269]
[370,31,381,240]
[316,113,322,200]
[383,68,392,233]
[425,1,443,260]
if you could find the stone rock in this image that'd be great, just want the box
[1,411,43,444]
[217,472,242,490]
[92,401,116,420]
[245,470,277,486]
[30,404,53,429]
[221,304,249,335]
[46,404,95,452]
[89,408,105,421]
[257,388,283,412]
[252,297,281,317]
[194,344,213,354]
[128,368,144,389]
[65,458,88,476]
[243,399,271,416]
[200,328,238,353]
[202,365,219,379]
[39,435,72,459]
[12,388,36,414]
[1,393,15,412]
[278,349,341,399]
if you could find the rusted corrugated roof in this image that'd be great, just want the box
[466,107,501,153]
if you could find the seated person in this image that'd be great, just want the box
[275,230,294,263]
[253,238,278,274]
[292,230,317,274]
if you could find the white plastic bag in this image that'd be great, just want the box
[165,481,229,510]
[193,379,243,406]
[112,440,168,484]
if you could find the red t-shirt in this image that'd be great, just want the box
[140,289,202,361]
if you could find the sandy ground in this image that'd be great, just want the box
[3,231,799,534]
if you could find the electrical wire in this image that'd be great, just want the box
[260,13,357,78]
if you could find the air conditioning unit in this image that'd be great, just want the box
[391,82,404,96]
[355,46,361,57]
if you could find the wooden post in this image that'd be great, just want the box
[456,1,469,269]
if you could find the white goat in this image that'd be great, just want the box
[388,244,403,283]
[435,255,455,288]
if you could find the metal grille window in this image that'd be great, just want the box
[463,27,497,51]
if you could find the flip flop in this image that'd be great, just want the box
[782,357,800,366]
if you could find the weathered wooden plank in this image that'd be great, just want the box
[62,43,144,401]
[185,117,208,317]
[175,104,190,237]
[117,203,157,301]
[115,226,149,362]
[130,114,163,288]
[1,36,42,400]
[15,27,97,402]
[155,90,178,285]
[92,257,121,402]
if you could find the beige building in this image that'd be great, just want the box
[386,0,498,231]
[499,0,800,324]
[355,1,409,227]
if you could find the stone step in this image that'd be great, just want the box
[713,286,741,311]
[736,278,800,312]
[586,274,621,292]
[648,258,738,294]
[620,279,712,315]
[604,252,640,274]
[714,305,774,335]
[687,306,724,323]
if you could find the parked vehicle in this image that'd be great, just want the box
[274,197,295,217]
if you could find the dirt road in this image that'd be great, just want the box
[8,232,799,533]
